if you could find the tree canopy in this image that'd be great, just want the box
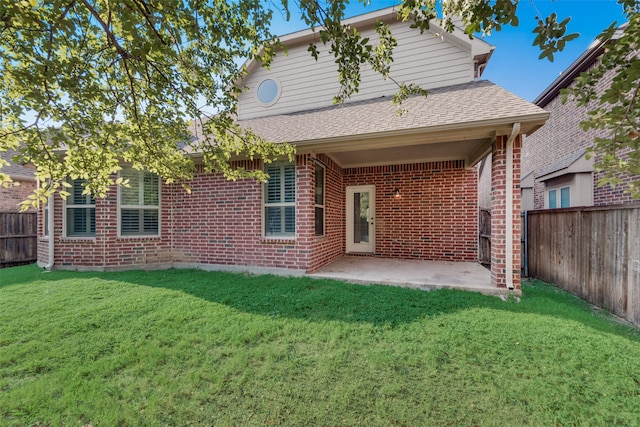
[0,0,638,208]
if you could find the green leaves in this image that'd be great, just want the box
[1,0,286,200]
[563,7,640,198]
[1,0,636,204]
[532,13,579,62]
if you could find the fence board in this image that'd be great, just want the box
[527,205,640,327]
[0,212,37,268]
[478,209,491,266]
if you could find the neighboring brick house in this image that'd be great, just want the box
[522,29,639,210]
[37,7,548,290]
[0,148,36,212]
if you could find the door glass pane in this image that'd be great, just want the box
[353,192,369,244]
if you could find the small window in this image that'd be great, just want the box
[256,78,280,106]
[560,187,570,208]
[548,189,557,209]
[66,179,95,237]
[264,162,295,237]
[314,163,325,236]
[43,202,49,237]
[119,168,160,236]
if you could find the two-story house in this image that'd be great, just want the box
[522,27,638,210]
[37,7,548,290]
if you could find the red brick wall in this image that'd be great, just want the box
[308,154,345,271]
[39,177,172,270]
[0,179,36,212]
[169,155,318,272]
[491,134,522,289]
[343,161,478,261]
[38,156,481,272]
[523,61,638,208]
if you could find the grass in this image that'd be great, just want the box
[1,265,640,426]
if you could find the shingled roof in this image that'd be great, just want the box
[535,148,589,180]
[0,148,35,181]
[235,80,548,144]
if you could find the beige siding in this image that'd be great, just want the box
[238,21,474,120]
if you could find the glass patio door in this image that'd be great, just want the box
[346,185,375,253]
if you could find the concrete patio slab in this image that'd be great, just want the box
[308,256,512,296]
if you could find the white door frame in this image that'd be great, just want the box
[346,185,375,253]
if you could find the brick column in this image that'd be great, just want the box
[491,134,522,289]
[295,154,315,272]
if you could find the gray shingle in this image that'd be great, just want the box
[535,148,587,178]
[237,80,547,143]
[0,148,35,181]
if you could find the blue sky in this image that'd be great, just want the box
[269,0,627,101]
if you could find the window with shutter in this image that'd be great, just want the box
[264,162,296,237]
[119,168,160,236]
[65,179,96,237]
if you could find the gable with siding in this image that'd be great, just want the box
[237,8,493,120]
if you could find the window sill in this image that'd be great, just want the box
[261,237,296,244]
[60,237,97,242]
[117,235,161,241]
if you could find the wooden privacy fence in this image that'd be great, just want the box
[527,205,640,327]
[0,212,37,268]
[478,209,491,266]
[478,209,526,273]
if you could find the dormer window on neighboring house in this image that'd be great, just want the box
[256,78,281,106]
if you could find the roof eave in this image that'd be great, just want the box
[533,31,619,107]
[293,112,549,150]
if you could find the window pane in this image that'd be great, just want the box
[67,207,95,236]
[315,207,324,236]
[143,209,159,233]
[315,164,324,206]
[284,164,295,203]
[121,209,140,235]
[265,206,282,236]
[121,169,140,205]
[560,187,570,208]
[44,205,49,236]
[548,189,557,209]
[265,165,282,204]
[143,172,159,205]
[284,206,295,233]
[353,192,369,244]
[257,79,279,104]
[70,179,94,205]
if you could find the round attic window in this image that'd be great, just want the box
[256,78,281,106]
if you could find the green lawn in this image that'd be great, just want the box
[1,265,639,426]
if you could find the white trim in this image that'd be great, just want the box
[346,185,375,253]
[255,77,282,107]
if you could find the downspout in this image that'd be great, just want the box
[43,193,55,270]
[505,122,521,290]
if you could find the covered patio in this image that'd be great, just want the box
[239,80,549,291]
[307,256,509,295]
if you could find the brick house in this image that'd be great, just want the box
[37,7,548,290]
[0,148,36,212]
[521,28,639,210]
